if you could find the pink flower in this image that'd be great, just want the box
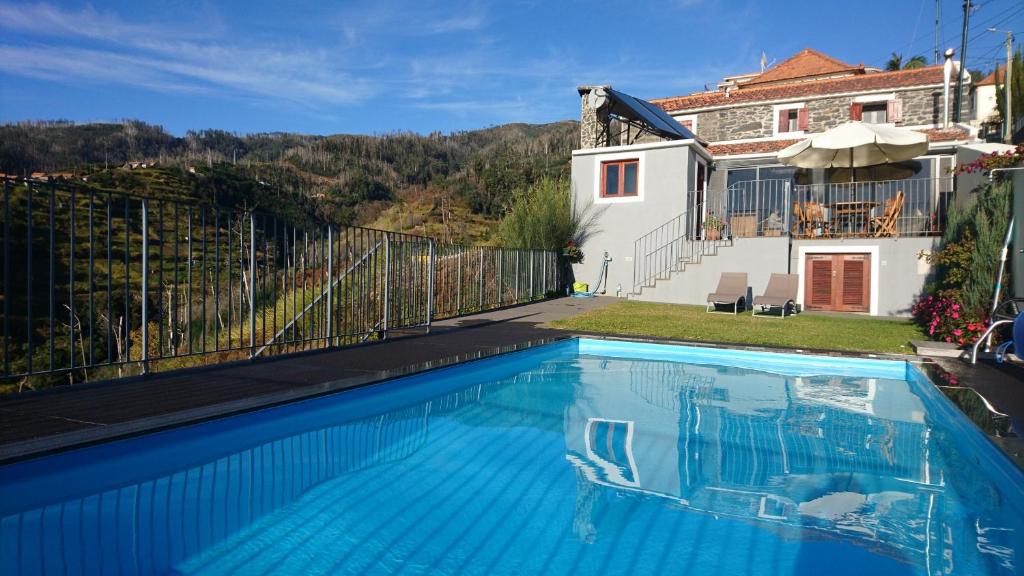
[953,329,963,336]
[945,337,952,343]
[952,312,959,319]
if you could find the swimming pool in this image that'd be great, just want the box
[1,338,1021,575]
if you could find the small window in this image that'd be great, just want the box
[785,109,799,132]
[601,159,639,198]
[776,106,807,134]
[862,102,887,124]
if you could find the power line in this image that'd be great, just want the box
[883,1,1023,66]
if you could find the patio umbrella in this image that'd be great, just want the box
[777,121,928,181]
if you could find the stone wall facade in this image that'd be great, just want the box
[684,86,969,142]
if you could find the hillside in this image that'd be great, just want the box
[0,120,579,243]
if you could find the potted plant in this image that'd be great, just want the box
[563,240,584,264]
[703,213,725,240]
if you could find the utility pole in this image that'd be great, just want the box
[990,27,1016,143]
[934,0,942,64]
[953,0,971,124]
[1004,31,1014,144]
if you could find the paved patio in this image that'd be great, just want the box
[0,296,616,461]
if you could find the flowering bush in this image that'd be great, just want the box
[911,295,987,346]
[955,144,1024,175]
[563,240,584,264]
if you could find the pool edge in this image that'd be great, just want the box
[0,334,577,465]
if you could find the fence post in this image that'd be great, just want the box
[478,247,484,309]
[530,250,535,300]
[542,251,547,297]
[497,251,503,306]
[456,248,462,313]
[426,239,435,332]
[249,213,257,357]
[383,233,390,340]
[515,251,520,302]
[140,198,149,374]
[326,226,333,347]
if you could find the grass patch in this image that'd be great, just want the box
[548,301,927,354]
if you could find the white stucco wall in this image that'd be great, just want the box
[570,140,709,296]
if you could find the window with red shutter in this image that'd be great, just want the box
[850,103,863,120]
[797,108,809,131]
[600,159,639,198]
[776,106,804,134]
[886,99,903,123]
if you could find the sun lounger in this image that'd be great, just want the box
[753,273,799,318]
[706,272,747,314]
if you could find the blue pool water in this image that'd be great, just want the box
[1,338,1022,575]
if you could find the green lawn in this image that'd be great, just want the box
[548,301,927,354]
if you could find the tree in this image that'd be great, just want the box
[995,47,1024,127]
[903,55,927,69]
[885,52,928,71]
[885,53,903,71]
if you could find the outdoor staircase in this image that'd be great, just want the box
[628,209,734,300]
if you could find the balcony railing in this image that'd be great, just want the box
[709,177,952,239]
[791,177,951,238]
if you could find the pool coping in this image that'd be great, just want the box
[2,331,1019,473]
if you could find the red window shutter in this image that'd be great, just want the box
[839,255,870,312]
[797,108,809,131]
[886,99,903,123]
[807,257,834,308]
[841,259,865,306]
[778,109,789,132]
[850,103,863,121]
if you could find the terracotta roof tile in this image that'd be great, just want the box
[917,127,970,142]
[707,127,970,157]
[653,66,946,112]
[706,140,802,156]
[743,48,863,87]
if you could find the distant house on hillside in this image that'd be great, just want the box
[570,47,1006,317]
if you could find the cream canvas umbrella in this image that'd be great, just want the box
[777,121,928,180]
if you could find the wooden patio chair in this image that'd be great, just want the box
[791,202,806,237]
[872,191,904,238]
[802,202,831,238]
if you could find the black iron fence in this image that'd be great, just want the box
[0,178,562,388]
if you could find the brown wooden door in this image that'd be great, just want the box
[804,254,870,312]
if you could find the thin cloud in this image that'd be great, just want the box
[0,2,376,109]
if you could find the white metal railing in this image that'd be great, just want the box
[632,200,727,293]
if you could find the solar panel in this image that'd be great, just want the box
[605,88,696,141]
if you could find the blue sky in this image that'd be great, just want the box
[1,0,1021,136]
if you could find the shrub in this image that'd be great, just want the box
[497,177,603,260]
[911,295,987,345]
[913,178,1013,344]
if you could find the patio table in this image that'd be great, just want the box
[828,200,878,236]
